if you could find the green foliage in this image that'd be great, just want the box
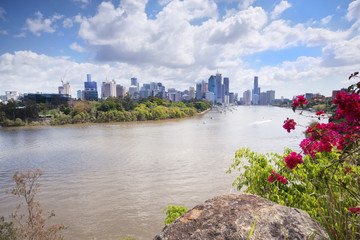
[228,147,360,239]
[0,216,17,240]
[163,205,188,225]
[227,148,358,218]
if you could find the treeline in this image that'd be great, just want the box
[0,96,212,127]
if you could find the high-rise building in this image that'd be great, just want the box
[189,86,195,99]
[101,80,116,99]
[131,78,139,91]
[243,90,251,105]
[208,75,217,102]
[266,90,275,105]
[201,81,208,98]
[252,76,260,105]
[223,77,229,96]
[196,83,202,100]
[84,74,98,100]
[216,73,222,103]
[116,84,125,97]
[77,90,82,100]
[58,81,71,97]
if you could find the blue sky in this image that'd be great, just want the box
[0,0,360,99]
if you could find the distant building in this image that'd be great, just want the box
[216,73,222,103]
[260,92,267,105]
[77,90,83,100]
[58,81,71,97]
[243,90,251,105]
[266,90,275,105]
[205,91,214,103]
[332,88,347,98]
[84,74,98,100]
[24,93,70,107]
[5,91,20,101]
[116,84,125,97]
[129,86,139,99]
[196,83,202,100]
[101,80,116,99]
[252,76,260,105]
[208,75,217,102]
[189,86,195,99]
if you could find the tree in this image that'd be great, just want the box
[11,169,65,240]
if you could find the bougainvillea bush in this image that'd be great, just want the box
[228,72,360,239]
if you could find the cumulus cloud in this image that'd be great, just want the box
[63,18,73,28]
[321,15,333,25]
[25,12,63,36]
[347,0,360,21]
[238,0,256,10]
[271,0,291,20]
[69,42,86,52]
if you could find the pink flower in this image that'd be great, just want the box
[296,95,308,105]
[293,99,299,108]
[268,171,287,183]
[284,152,303,170]
[349,207,360,214]
[316,110,324,116]
[283,118,296,133]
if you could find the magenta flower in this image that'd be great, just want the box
[284,152,303,170]
[316,110,325,116]
[349,207,360,214]
[268,171,287,183]
[283,118,296,133]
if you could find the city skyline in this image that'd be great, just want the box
[0,0,360,98]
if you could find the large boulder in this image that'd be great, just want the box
[154,194,328,240]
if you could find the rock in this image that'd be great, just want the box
[154,194,328,240]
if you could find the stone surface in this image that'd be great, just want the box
[154,194,328,240]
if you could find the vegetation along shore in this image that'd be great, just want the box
[0,96,212,127]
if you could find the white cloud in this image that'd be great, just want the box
[347,0,360,21]
[321,15,333,25]
[63,18,73,28]
[73,0,89,8]
[14,32,26,38]
[271,0,291,20]
[69,42,86,52]
[25,12,63,36]
[0,6,6,21]
[0,29,7,35]
[238,0,256,10]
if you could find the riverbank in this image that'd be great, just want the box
[0,98,213,128]
[0,106,213,130]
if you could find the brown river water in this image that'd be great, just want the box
[0,106,319,239]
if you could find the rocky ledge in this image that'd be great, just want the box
[154,194,328,240]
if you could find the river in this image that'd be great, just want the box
[0,106,319,239]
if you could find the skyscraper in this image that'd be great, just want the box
[196,83,202,100]
[252,76,260,105]
[84,74,98,100]
[208,75,217,102]
[216,73,222,103]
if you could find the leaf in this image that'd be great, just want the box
[248,216,258,239]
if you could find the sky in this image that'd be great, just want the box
[0,0,360,99]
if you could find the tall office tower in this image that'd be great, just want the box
[101,80,116,98]
[201,81,208,98]
[266,90,275,105]
[196,83,202,100]
[131,78,139,90]
[260,92,267,105]
[208,75,217,102]
[223,77,229,96]
[77,90,83,100]
[252,76,260,105]
[116,84,125,97]
[189,86,195,99]
[243,90,251,105]
[84,74,98,100]
[216,73,222,103]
